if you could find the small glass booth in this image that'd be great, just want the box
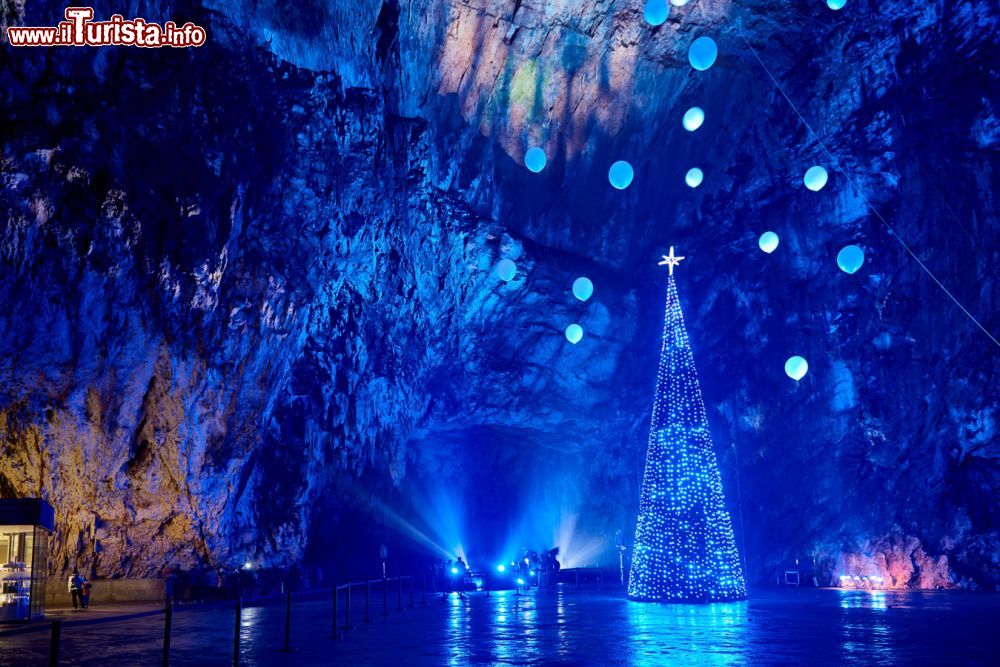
[0,499,54,622]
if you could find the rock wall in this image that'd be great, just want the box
[1,0,997,587]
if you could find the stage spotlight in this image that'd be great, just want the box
[497,564,506,573]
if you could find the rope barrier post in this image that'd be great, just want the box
[234,597,242,666]
[396,576,403,611]
[331,587,339,640]
[48,619,61,667]
[162,602,173,667]
[409,575,415,608]
[277,590,294,653]
[364,580,372,623]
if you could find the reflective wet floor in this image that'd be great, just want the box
[1,587,997,665]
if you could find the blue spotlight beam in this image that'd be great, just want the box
[627,273,747,602]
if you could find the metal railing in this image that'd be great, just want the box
[1,573,430,667]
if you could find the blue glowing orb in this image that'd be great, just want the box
[758,231,780,254]
[643,0,668,26]
[451,567,459,574]
[608,160,634,190]
[685,167,704,188]
[671,0,690,5]
[785,356,809,381]
[497,564,506,573]
[688,36,718,71]
[524,146,547,173]
[496,258,517,282]
[565,323,584,344]
[572,276,594,302]
[517,578,525,585]
[682,106,705,131]
[827,0,846,9]
[837,245,865,274]
[804,165,829,191]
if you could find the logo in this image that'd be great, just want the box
[6,7,207,48]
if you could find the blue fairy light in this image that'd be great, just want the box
[758,231,779,254]
[685,167,704,188]
[837,245,865,274]
[496,258,517,282]
[688,36,718,71]
[682,106,705,131]
[565,323,584,344]
[628,273,747,603]
[572,277,594,302]
[608,160,635,190]
[524,147,547,173]
[785,356,809,381]
[827,0,846,9]
[643,0,668,26]
[804,165,828,191]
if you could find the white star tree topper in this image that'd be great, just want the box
[658,246,685,275]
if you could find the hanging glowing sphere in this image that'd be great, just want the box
[688,36,718,71]
[497,564,506,572]
[682,106,705,131]
[758,231,780,254]
[785,356,809,381]
[608,160,635,190]
[827,0,846,9]
[685,167,704,188]
[837,245,865,274]
[565,323,584,344]
[643,0,668,26]
[804,165,829,191]
[524,147,547,173]
[572,276,594,302]
[496,258,517,282]
[670,0,690,5]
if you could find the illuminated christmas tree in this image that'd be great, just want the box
[628,248,747,602]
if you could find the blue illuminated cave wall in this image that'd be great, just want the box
[1,0,997,588]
